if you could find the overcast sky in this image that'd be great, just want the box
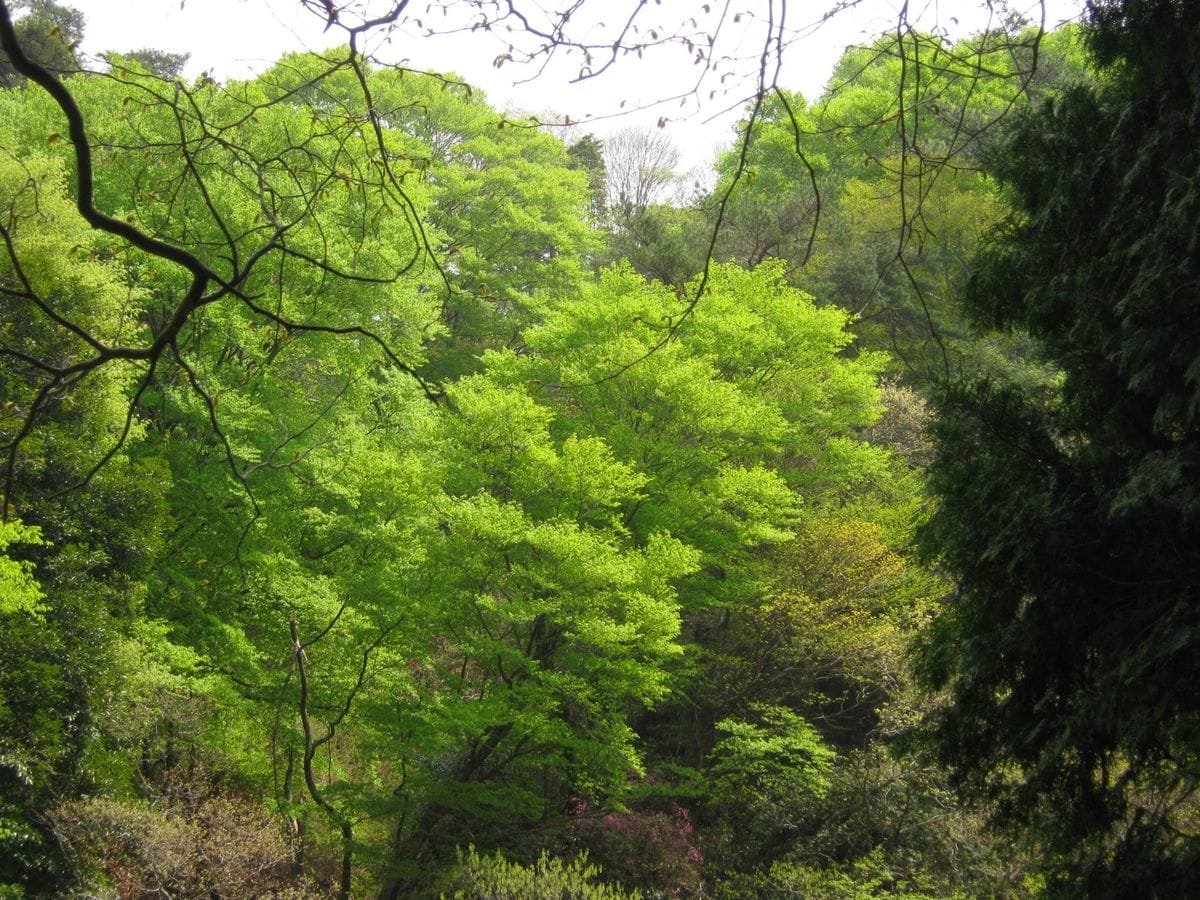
[61,1,1085,171]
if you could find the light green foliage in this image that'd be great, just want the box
[471,258,948,892]
[713,90,828,272]
[494,261,886,612]
[2,45,588,892]
[703,704,834,871]
[370,379,698,871]
[714,850,971,899]
[20,51,660,888]
[0,520,43,616]
[0,145,150,467]
[0,82,182,892]
[706,516,943,746]
[443,846,640,899]
[711,703,833,805]
[712,26,1091,382]
[362,70,598,377]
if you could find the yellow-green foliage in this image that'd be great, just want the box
[442,847,640,899]
[0,521,44,617]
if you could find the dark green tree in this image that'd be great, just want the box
[114,47,189,79]
[917,1,1200,893]
[566,133,608,222]
[0,0,81,87]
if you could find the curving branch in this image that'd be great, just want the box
[0,1,446,518]
[288,606,410,900]
[291,616,354,900]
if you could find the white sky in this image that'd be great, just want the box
[62,0,1085,170]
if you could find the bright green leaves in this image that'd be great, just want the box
[0,519,45,616]
[0,148,148,464]
[549,435,650,532]
[444,846,638,899]
[690,262,885,458]
[440,376,555,498]
[493,261,886,614]
[425,491,688,700]
[704,703,835,868]
[396,378,697,811]
[711,703,833,801]
[441,377,650,532]
[351,68,599,379]
[85,56,434,300]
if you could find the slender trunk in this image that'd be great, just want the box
[283,747,306,875]
[291,618,353,900]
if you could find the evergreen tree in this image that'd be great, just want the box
[917,1,1200,893]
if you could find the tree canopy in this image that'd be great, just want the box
[13,1,1198,897]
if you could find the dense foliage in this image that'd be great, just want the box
[2,0,1190,896]
[917,0,1200,893]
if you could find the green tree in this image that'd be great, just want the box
[112,47,189,79]
[484,262,895,792]
[0,0,81,87]
[496,262,887,611]
[705,703,834,868]
[566,133,608,222]
[378,379,697,889]
[443,846,639,899]
[917,1,1200,893]
[710,27,1089,381]
[387,78,596,378]
[0,117,180,891]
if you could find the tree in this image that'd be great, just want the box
[709,26,1089,382]
[442,846,637,899]
[597,127,706,288]
[113,47,189,79]
[917,1,1200,893]
[0,0,82,87]
[603,126,681,219]
[0,1,1097,895]
[376,379,696,893]
[566,133,608,221]
[704,703,834,868]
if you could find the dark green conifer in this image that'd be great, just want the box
[918,1,1200,893]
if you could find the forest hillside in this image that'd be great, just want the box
[1,1,1197,897]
